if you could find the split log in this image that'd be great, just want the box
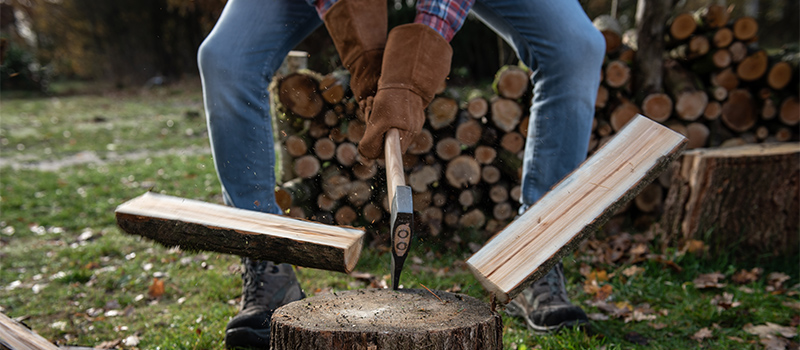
[294,155,321,179]
[458,189,481,207]
[322,169,351,201]
[736,50,768,82]
[409,165,441,193]
[317,194,338,212]
[669,36,710,61]
[728,41,748,63]
[593,14,623,53]
[605,60,631,88]
[641,93,673,123]
[445,155,481,188]
[780,96,799,126]
[661,143,800,257]
[279,73,325,118]
[493,65,530,100]
[456,119,483,147]
[323,110,340,127]
[467,115,686,303]
[489,184,509,203]
[116,192,365,273]
[721,89,757,132]
[490,98,523,132]
[270,289,503,350]
[352,162,378,181]
[0,312,60,350]
[712,67,739,91]
[427,97,459,130]
[732,16,758,41]
[362,203,383,224]
[319,72,347,105]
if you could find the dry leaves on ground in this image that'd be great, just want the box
[732,267,763,284]
[744,322,797,350]
[693,272,726,289]
[692,327,713,342]
[710,292,741,311]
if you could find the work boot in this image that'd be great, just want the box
[322,0,387,102]
[505,262,588,333]
[224,258,305,349]
[358,23,452,159]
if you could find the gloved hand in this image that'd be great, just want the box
[358,23,452,160]
[322,0,386,102]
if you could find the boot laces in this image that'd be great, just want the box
[532,263,570,307]
[241,258,279,310]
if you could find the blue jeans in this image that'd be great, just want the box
[198,0,604,214]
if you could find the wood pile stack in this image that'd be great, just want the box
[270,67,534,242]
[270,5,797,244]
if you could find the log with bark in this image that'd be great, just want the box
[661,142,800,256]
[270,289,503,350]
[115,192,365,273]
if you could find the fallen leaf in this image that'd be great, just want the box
[692,327,713,341]
[587,313,609,321]
[761,336,789,350]
[622,265,645,277]
[649,322,668,330]
[693,272,726,289]
[624,309,657,323]
[766,272,791,292]
[122,334,140,347]
[732,267,763,284]
[744,322,797,339]
[629,242,648,256]
[682,239,706,254]
[595,284,613,301]
[710,292,741,311]
[96,339,122,349]
[148,277,165,298]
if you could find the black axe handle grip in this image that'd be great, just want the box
[385,128,414,290]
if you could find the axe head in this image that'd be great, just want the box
[390,185,413,290]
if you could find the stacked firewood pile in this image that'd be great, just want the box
[270,67,530,242]
[271,5,797,243]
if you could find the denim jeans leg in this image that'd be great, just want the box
[197,0,321,214]
[471,0,605,211]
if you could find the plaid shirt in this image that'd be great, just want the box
[312,0,474,42]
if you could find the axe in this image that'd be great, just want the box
[384,128,413,290]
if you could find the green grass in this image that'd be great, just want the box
[1,83,797,349]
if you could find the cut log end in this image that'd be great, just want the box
[271,289,503,350]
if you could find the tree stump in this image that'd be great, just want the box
[270,289,503,350]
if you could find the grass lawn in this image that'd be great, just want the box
[1,81,797,349]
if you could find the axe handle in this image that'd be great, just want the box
[384,128,405,202]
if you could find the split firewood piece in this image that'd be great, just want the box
[270,289,502,350]
[0,312,60,350]
[116,192,365,273]
[493,65,530,100]
[319,72,347,105]
[467,115,686,303]
[278,73,324,118]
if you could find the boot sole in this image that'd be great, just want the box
[225,327,270,349]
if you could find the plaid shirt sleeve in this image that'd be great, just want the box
[311,0,474,42]
[415,0,475,42]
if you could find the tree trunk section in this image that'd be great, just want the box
[641,92,673,122]
[594,14,623,54]
[490,98,523,132]
[721,89,757,132]
[427,97,459,130]
[271,289,503,350]
[634,0,671,95]
[493,65,530,100]
[279,73,325,119]
[779,96,799,126]
[661,143,800,257]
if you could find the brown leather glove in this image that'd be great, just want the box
[358,23,452,160]
[322,0,386,102]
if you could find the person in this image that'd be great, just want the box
[197,0,605,348]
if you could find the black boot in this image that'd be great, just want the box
[224,258,305,349]
[505,262,588,333]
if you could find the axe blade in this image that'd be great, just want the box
[390,185,413,290]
